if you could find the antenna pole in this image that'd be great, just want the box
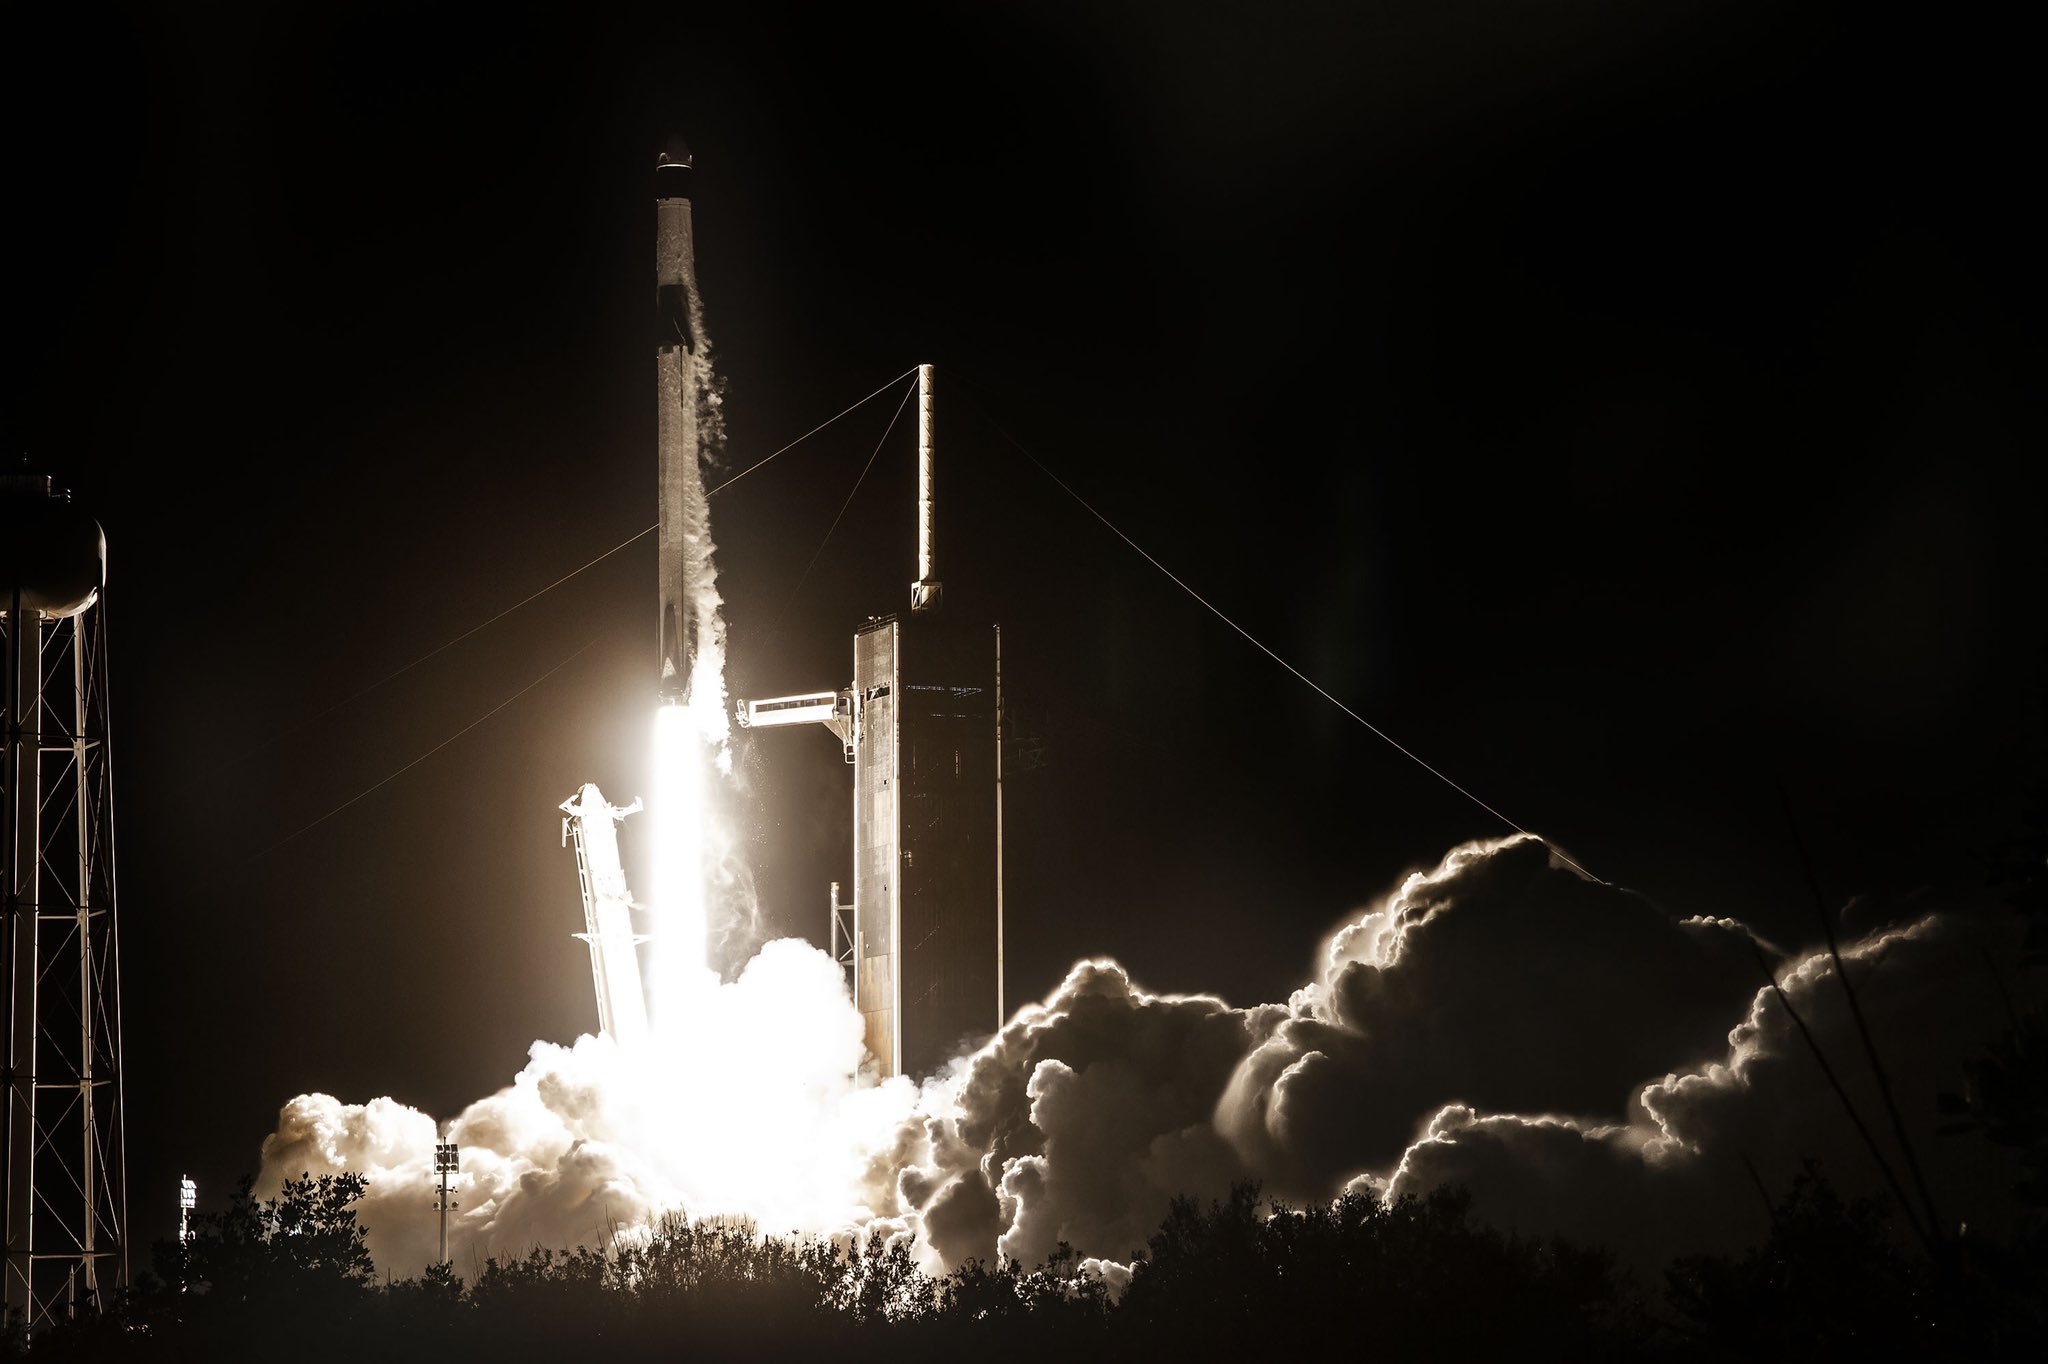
[987,622,995,1024]
[911,364,941,612]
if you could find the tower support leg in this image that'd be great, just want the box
[3,600,41,1316]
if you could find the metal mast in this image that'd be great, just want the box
[433,1142,459,1266]
[987,622,995,1024]
[911,364,942,613]
[2,474,127,1327]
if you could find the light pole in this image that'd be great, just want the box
[432,1143,459,1266]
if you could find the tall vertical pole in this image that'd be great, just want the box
[3,592,39,1317]
[87,605,129,1302]
[74,620,96,1297]
[433,1141,458,1267]
[911,364,941,612]
[993,624,1005,1028]
[888,631,903,1078]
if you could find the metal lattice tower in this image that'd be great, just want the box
[2,475,128,1327]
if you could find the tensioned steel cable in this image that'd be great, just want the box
[975,403,1596,882]
[278,529,655,740]
[706,366,921,497]
[279,368,923,738]
[775,372,919,622]
[256,637,598,856]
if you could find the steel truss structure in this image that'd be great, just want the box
[2,598,128,1326]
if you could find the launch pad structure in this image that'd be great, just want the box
[1,474,128,1328]
[560,785,650,1048]
[740,365,1006,1080]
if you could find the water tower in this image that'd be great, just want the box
[1,473,127,1325]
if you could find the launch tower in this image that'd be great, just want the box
[740,368,1003,1078]
[1,474,127,1326]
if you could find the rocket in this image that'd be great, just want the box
[654,145,702,703]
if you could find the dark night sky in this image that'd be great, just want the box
[7,2,2041,1249]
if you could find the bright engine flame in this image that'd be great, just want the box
[649,700,715,1019]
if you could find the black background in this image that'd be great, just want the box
[6,2,2041,1250]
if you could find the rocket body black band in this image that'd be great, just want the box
[653,161,693,201]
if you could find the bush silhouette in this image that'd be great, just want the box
[15,1165,2046,1361]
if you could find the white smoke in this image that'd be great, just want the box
[676,242,730,763]
[259,836,2034,1278]
[1212,835,1763,1194]
[670,271,761,957]
[262,940,920,1272]
[1378,906,2033,1262]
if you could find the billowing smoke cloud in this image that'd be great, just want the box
[1381,906,2030,1262]
[259,835,2034,1277]
[262,940,918,1273]
[1214,835,1762,1194]
[886,960,1267,1270]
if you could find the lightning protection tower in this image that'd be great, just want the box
[1,473,128,1326]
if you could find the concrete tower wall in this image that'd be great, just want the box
[852,614,997,1078]
[853,620,900,1071]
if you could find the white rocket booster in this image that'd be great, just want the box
[654,148,705,702]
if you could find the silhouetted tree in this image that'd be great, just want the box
[1114,1183,1649,1357]
[176,1172,375,1311]
[20,1164,2046,1360]
[1667,1164,1933,1355]
[1943,785,2048,1212]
